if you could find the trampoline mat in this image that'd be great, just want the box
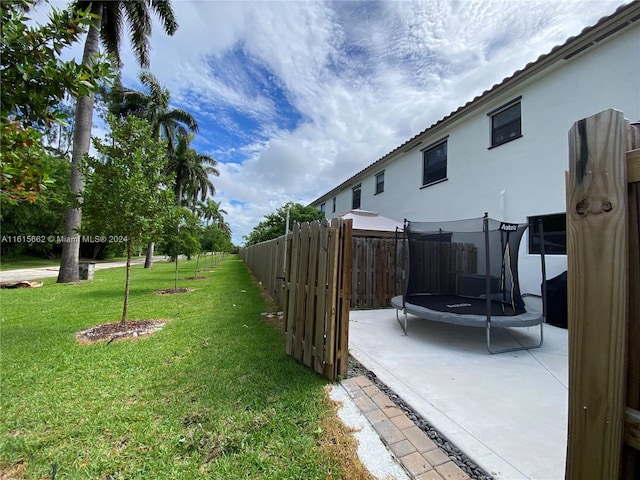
[405,294,525,316]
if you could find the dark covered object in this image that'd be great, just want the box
[543,271,567,328]
[401,216,527,316]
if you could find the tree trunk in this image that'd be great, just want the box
[175,180,183,206]
[57,4,103,283]
[174,255,179,291]
[122,240,132,324]
[144,242,154,268]
[194,254,200,277]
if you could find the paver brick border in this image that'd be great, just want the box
[342,376,471,480]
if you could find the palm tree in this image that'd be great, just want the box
[109,70,198,267]
[113,71,197,151]
[197,198,229,269]
[57,0,177,283]
[167,134,220,207]
[199,198,227,228]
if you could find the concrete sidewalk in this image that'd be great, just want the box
[348,308,568,480]
[0,256,166,283]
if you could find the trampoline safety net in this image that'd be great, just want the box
[397,215,528,316]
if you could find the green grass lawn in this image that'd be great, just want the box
[0,256,356,479]
[0,257,62,271]
[0,256,136,271]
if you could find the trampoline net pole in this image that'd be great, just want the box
[538,219,548,321]
[484,214,493,351]
[401,220,409,309]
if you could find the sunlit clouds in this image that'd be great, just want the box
[41,0,626,244]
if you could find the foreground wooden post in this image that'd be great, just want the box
[565,109,629,479]
[623,125,640,479]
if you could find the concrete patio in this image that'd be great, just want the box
[348,308,568,480]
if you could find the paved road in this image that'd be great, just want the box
[0,256,166,283]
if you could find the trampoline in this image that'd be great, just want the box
[392,214,546,354]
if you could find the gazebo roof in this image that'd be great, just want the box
[337,209,403,236]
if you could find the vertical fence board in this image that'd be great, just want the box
[314,222,329,374]
[286,224,302,356]
[303,222,320,367]
[336,218,352,379]
[324,218,340,368]
[281,233,292,334]
[565,109,629,480]
[294,224,310,361]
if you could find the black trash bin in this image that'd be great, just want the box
[543,271,567,328]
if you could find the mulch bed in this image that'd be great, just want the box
[154,288,194,295]
[75,319,168,344]
[0,281,43,289]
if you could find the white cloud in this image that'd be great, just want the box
[31,0,626,245]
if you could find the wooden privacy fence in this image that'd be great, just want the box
[565,109,639,479]
[351,236,401,308]
[350,237,478,308]
[405,240,478,295]
[240,218,352,381]
[239,235,288,307]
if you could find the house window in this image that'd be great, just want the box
[352,184,361,209]
[489,98,522,147]
[528,213,566,255]
[320,203,326,214]
[332,196,336,212]
[422,140,447,187]
[375,171,385,194]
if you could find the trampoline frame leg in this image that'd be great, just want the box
[395,308,408,335]
[486,321,544,354]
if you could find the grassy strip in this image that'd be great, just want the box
[0,256,137,271]
[0,257,62,271]
[0,255,363,479]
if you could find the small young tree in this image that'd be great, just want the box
[201,223,234,253]
[82,115,174,323]
[159,207,201,290]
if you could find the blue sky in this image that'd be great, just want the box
[39,0,627,245]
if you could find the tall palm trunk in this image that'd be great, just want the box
[144,242,155,268]
[57,4,103,283]
[175,180,183,207]
[144,128,167,269]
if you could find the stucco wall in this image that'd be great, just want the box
[317,23,640,297]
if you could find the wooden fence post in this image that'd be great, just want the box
[565,109,629,479]
[623,124,640,479]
